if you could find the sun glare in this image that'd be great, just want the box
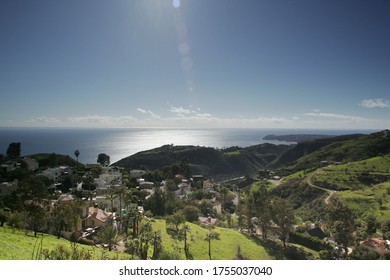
[172,0,181,9]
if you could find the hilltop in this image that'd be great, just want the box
[113,130,389,177]
[113,143,290,177]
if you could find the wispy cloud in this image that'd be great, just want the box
[169,105,198,115]
[68,115,136,125]
[303,111,364,121]
[137,108,160,119]
[25,116,61,123]
[360,98,390,109]
[302,110,389,129]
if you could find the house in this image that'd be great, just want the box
[82,206,113,229]
[175,181,192,198]
[23,157,39,171]
[130,169,146,178]
[360,238,389,254]
[0,180,18,197]
[199,216,217,225]
[139,181,155,190]
[42,166,73,181]
[94,167,122,194]
[1,161,20,172]
[203,180,215,192]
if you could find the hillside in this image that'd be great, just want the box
[29,153,83,169]
[0,226,128,260]
[278,155,390,223]
[150,219,273,260]
[274,130,390,172]
[113,143,290,177]
[113,130,389,178]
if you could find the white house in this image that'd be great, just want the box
[23,157,39,171]
[130,169,146,178]
[0,180,18,197]
[94,167,123,194]
[1,161,20,172]
[42,166,73,181]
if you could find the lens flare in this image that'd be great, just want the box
[172,0,180,9]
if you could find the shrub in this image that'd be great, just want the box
[289,231,331,251]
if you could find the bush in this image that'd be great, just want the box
[289,231,331,251]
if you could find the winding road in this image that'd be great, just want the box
[306,168,336,205]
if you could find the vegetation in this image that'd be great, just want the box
[0,226,127,260]
[1,129,389,260]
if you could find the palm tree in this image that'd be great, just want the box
[181,223,191,260]
[152,230,162,259]
[74,150,80,170]
[96,225,122,251]
[204,230,220,260]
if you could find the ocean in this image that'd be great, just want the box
[0,127,378,164]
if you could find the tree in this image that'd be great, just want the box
[326,195,355,258]
[271,197,295,248]
[51,201,81,238]
[97,153,110,166]
[366,215,379,236]
[74,150,80,169]
[165,179,178,192]
[166,210,185,233]
[96,225,122,251]
[0,208,8,226]
[248,186,272,239]
[7,142,21,159]
[204,230,220,260]
[24,200,48,237]
[183,205,200,222]
[138,220,153,260]
[180,223,191,260]
[152,230,162,260]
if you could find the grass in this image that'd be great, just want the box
[0,220,273,260]
[223,150,242,156]
[312,156,390,191]
[338,181,390,222]
[150,219,273,260]
[0,226,129,260]
[250,180,273,192]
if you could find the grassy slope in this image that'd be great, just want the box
[0,221,272,260]
[150,219,273,260]
[282,156,390,222]
[0,226,128,260]
[276,130,390,172]
[312,156,390,191]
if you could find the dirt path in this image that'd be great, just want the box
[306,168,335,205]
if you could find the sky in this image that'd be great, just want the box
[0,0,389,129]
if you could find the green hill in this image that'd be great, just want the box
[0,226,127,260]
[113,130,389,177]
[276,130,390,172]
[150,219,273,260]
[113,143,290,177]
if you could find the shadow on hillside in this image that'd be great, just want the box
[249,234,316,260]
[249,235,286,259]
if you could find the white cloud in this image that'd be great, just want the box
[25,116,61,123]
[303,112,364,121]
[137,108,147,114]
[169,106,194,115]
[136,108,160,119]
[360,98,390,109]
[301,110,390,129]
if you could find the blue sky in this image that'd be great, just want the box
[1,0,389,129]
